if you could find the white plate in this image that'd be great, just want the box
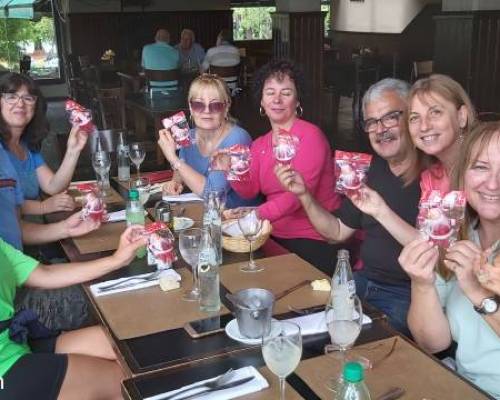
[225,318,279,345]
[173,217,194,231]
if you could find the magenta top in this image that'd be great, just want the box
[420,163,451,194]
[230,118,341,241]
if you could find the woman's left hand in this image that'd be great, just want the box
[474,250,500,296]
[445,240,485,297]
[66,125,88,155]
[158,129,177,163]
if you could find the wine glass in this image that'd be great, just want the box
[272,133,298,166]
[130,177,151,206]
[262,321,302,400]
[92,151,111,193]
[237,209,263,272]
[129,142,146,178]
[179,228,203,301]
[324,294,363,392]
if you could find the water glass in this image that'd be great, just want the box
[129,142,146,178]
[179,228,203,301]
[262,321,302,400]
[92,151,111,193]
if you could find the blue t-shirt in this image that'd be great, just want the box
[5,144,45,200]
[0,143,24,249]
[179,125,259,209]
[175,42,205,71]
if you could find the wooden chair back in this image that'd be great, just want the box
[144,68,180,90]
[208,65,240,79]
[412,60,434,81]
[95,87,126,130]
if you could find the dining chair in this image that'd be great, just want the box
[144,68,180,92]
[411,60,434,82]
[208,64,241,95]
[95,87,127,130]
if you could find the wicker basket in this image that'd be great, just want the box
[221,219,272,253]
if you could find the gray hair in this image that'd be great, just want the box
[362,78,410,116]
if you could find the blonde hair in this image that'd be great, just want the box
[404,74,477,182]
[188,73,235,122]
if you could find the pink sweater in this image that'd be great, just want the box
[230,119,341,241]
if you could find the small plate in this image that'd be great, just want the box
[225,318,279,345]
[173,217,194,231]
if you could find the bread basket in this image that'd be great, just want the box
[221,219,272,253]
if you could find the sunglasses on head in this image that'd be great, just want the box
[189,100,226,114]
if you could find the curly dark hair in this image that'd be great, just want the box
[251,59,306,106]
[0,72,49,152]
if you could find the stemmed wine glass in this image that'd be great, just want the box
[324,294,363,392]
[179,228,203,301]
[237,209,263,272]
[130,177,151,206]
[129,142,146,178]
[272,133,298,166]
[92,151,111,193]
[262,321,302,400]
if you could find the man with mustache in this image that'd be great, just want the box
[275,79,421,335]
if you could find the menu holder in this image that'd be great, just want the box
[221,254,330,315]
[91,267,230,340]
[295,337,491,400]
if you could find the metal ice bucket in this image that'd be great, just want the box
[232,288,275,339]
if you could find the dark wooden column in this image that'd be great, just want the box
[272,12,326,125]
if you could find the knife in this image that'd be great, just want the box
[163,376,255,400]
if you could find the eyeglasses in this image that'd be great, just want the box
[2,93,37,105]
[189,100,226,114]
[362,110,403,134]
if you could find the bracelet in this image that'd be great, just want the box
[171,159,183,171]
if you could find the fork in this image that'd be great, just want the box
[288,305,325,315]
[97,270,162,292]
[159,368,234,400]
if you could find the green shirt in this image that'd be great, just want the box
[0,239,38,377]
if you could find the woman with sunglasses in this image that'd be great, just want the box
[158,73,259,208]
[399,122,500,399]
[0,73,87,216]
[218,59,341,273]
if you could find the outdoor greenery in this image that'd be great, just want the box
[0,16,55,69]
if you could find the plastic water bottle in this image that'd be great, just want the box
[202,192,222,264]
[126,189,146,258]
[198,229,221,312]
[330,249,356,318]
[117,133,130,182]
[337,362,371,400]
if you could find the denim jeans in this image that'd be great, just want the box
[354,271,412,337]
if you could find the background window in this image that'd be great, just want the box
[232,7,276,41]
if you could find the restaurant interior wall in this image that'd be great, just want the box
[66,0,230,13]
[442,0,500,11]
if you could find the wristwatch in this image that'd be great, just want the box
[474,296,500,315]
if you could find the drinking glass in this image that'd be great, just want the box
[237,209,263,272]
[130,177,151,206]
[262,321,302,400]
[179,228,203,301]
[129,142,146,178]
[92,151,111,193]
[272,134,298,166]
[324,294,363,392]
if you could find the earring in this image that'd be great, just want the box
[189,114,194,126]
[259,106,266,117]
[296,105,303,117]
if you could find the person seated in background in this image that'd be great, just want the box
[202,29,240,91]
[158,73,259,209]
[141,28,180,92]
[399,121,500,399]
[275,78,422,334]
[216,59,341,274]
[0,72,85,216]
[0,226,146,400]
[175,28,205,73]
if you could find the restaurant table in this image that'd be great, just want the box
[125,91,188,165]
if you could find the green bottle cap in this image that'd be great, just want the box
[343,361,364,383]
[129,189,139,200]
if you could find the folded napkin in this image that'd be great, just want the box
[142,170,173,184]
[222,220,242,237]
[90,270,181,297]
[106,209,147,223]
[285,311,372,336]
[144,366,268,400]
[163,193,203,202]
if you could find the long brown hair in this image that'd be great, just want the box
[404,74,477,183]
